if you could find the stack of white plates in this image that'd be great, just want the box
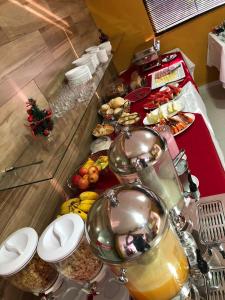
[72,56,96,75]
[65,65,92,85]
[82,52,100,69]
[99,41,112,56]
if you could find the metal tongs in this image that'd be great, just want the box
[0,160,43,179]
[173,149,185,167]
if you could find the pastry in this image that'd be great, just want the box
[118,112,140,125]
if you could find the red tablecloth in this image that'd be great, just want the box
[119,51,225,197]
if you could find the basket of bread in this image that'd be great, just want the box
[92,124,114,137]
[99,97,130,120]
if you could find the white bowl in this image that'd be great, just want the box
[82,53,99,68]
[97,49,108,63]
[99,41,112,55]
[85,46,99,53]
[72,57,96,75]
[65,65,92,81]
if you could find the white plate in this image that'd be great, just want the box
[143,98,184,125]
[171,112,195,136]
[151,62,185,89]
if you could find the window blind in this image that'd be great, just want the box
[143,0,225,34]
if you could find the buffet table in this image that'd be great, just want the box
[207,32,225,88]
[120,51,225,198]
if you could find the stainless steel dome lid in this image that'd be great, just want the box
[85,183,168,264]
[108,126,165,174]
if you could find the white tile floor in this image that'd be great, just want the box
[199,81,225,155]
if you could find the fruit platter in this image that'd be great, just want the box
[68,151,119,193]
[68,154,109,191]
[143,84,182,110]
[143,98,183,125]
[153,112,195,136]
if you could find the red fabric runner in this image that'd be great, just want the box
[120,51,198,91]
[175,113,225,197]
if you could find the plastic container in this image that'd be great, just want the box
[0,227,58,294]
[86,184,189,300]
[37,214,103,283]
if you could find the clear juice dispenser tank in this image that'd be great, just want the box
[85,184,189,300]
[108,126,183,211]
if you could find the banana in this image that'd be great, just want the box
[79,191,99,201]
[73,208,87,221]
[78,203,92,213]
[60,198,80,215]
[80,199,96,205]
[82,158,95,169]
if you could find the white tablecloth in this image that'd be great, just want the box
[207,32,225,88]
[179,81,225,168]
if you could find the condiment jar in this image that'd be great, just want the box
[37,214,103,283]
[109,126,184,211]
[0,227,59,295]
[85,184,189,300]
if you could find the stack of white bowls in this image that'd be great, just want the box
[72,56,96,75]
[85,46,108,64]
[99,41,112,56]
[85,46,99,53]
[82,52,100,69]
[65,65,92,85]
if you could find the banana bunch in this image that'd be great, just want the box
[59,191,99,221]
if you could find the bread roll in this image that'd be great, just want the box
[109,97,125,109]
[106,108,114,115]
[101,104,110,113]
[114,107,123,116]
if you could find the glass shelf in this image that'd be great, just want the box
[0,58,112,191]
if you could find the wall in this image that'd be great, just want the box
[86,0,225,86]
[0,0,99,179]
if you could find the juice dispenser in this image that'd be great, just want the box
[0,227,60,297]
[109,126,184,211]
[85,183,190,300]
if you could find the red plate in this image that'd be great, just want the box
[125,87,151,102]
